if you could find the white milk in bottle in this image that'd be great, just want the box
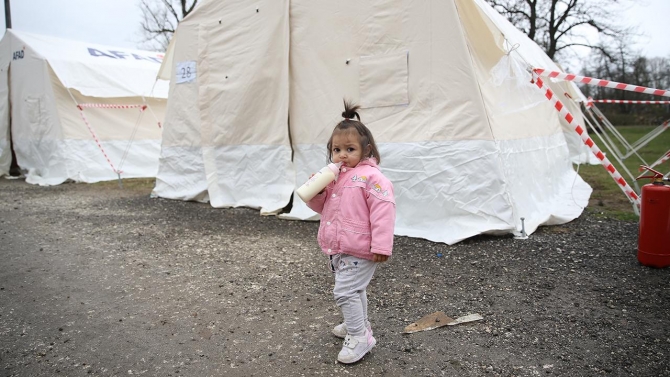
[296,162,342,202]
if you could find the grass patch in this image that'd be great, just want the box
[576,124,670,221]
[88,177,156,192]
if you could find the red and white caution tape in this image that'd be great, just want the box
[78,103,148,110]
[534,68,670,98]
[76,106,121,174]
[591,99,670,105]
[74,103,161,175]
[78,103,161,129]
[649,150,670,169]
[533,74,641,206]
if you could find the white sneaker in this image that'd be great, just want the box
[332,321,372,338]
[337,329,376,364]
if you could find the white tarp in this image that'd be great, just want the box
[154,0,593,244]
[0,30,168,184]
[14,31,169,99]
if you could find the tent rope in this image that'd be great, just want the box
[503,39,520,56]
[75,105,121,174]
[116,106,147,173]
[143,80,165,129]
[141,96,163,128]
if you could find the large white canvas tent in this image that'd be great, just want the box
[0,30,168,185]
[153,0,596,244]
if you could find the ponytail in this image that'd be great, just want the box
[341,100,361,121]
[326,99,382,165]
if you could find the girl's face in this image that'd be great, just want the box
[330,131,369,168]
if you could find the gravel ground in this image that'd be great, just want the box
[0,177,669,377]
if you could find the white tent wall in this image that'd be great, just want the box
[155,0,593,244]
[286,1,516,242]
[471,0,599,165]
[284,0,590,243]
[456,0,592,231]
[0,35,10,176]
[1,30,167,185]
[153,24,209,202]
[52,84,165,184]
[9,40,68,184]
[153,0,295,213]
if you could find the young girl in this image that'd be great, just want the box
[306,101,396,364]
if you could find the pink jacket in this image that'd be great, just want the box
[306,158,395,260]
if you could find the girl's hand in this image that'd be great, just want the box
[372,253,389,263]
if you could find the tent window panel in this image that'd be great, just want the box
[359,51,408,109]
[25,96,48,130]
[26,97,42,127]
[23,96,51,140]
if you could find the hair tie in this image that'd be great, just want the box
[341,112,360,121]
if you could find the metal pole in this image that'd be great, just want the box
[4,0,11,29]
[4,0,19,176]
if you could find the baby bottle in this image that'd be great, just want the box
[296,162,342,202]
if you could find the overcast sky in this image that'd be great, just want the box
[0,0,668,58]
[0,0,146,49]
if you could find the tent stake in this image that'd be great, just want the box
[514,217,528,240]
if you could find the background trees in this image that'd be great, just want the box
[484,0,629,61]
[581,45,670,125]
[139,0,198,51]
[485,0,669,125]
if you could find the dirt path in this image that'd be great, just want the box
[0,178,668,376]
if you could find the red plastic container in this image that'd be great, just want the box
[637,167,670,268]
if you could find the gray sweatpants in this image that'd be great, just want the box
[331,254,377,337]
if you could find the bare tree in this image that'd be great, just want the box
[581,38,670,125]
[139,0,198,51]
[484,0,632,61]
[646,57,670,91]
[582,36,637,98]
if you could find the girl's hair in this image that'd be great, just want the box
[326,100,382,164]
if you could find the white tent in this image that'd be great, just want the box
[153,0,596,244]
[0,30,168,185]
